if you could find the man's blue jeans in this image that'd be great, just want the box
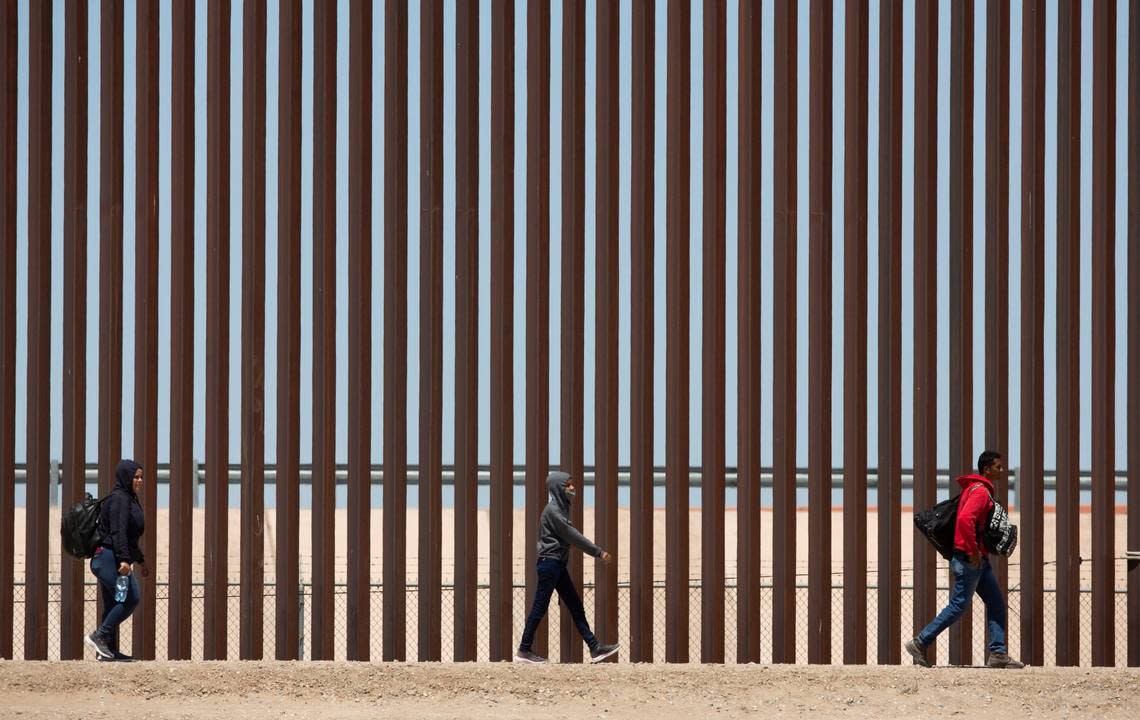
[917,553,1008,654]
[518,557,598,653]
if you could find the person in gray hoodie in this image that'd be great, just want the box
[515,471,620,664]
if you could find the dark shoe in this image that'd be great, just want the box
[589,642,619,663]
[85,631,114,660]
[98,650,135,662]
[514,649,548,664]
[987,652,1025,669]
[904,638,930,668]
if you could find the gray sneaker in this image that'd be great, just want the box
[590,642,619,663]
[514,649,548,664]
[85,631,114,660]
[904,637,931,668]
[986,652,1025,669]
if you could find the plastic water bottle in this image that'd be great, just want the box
[115,575,129,603]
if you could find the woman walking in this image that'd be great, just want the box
[85,459,148,661]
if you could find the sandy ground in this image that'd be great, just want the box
[3,660,1140,719]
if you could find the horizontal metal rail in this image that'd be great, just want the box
[12,463,1129,492]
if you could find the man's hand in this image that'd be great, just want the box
[968,554,982,569]
[117,562,131,576]
[135,561,150,579]
[600,551,613,565]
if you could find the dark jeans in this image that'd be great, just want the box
[90,548,140,640]
[518,557,598,653]
[917,553,1008,654]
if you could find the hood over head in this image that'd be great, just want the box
[546,471,573,515]
[115,459,143,495]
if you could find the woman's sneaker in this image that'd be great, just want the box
[85,631,114,659]
[589,643,619,663]
[514,649,548,664]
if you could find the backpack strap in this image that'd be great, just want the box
[963,481,992,551]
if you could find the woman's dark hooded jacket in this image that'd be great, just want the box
[98,460,146,565]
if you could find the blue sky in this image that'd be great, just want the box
[8,0,1133,475]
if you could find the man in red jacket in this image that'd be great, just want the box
[905,450,1024,668]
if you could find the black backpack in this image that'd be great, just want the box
[915,485,1019,560]
[914,494,962,561]
[984,499,1018,557]
[60,492,106,559]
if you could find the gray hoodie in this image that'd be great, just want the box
[537,471,603,563]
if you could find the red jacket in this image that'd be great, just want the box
[954,474,994,558]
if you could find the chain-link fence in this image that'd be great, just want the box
[8,580,1132,665]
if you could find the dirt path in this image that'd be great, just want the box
[3,660,1138,719]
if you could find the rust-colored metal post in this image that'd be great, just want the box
[454,0,480,662]
[382,0,409,664]
[489,0,514,664]
[1130,0,1140,670]
[276,0,303,662]
[311,0,337,662]
[947,0,974,667]
[912,0,938,667]
[0,0,17,663]
[665,0,690,665]
[24,0,52,662]
[736,0,762,666]
[771,0,797,665]
[240,0,267,662]
[1019,0,1046,669]
[629,0,655,664]
[561,0,586,664]
[204,0,231,662]
[595,0,620,662]
[168,0,195,661]
[25,48,51,654]
[61,0,89,662]
[843,0,869,667]
[348,0,374,664]
[984,0,1010,607]
[419,0,445,663]
[97,0,123,489]
[524,0,551,660]
[877,0,903,667]
[24,20,51,652]
[1090,0,1116,667]
[875,0,902,665]
[100,0,125,501]
[1055,0,1081,668]
[701,0,726,666]
[807,0,833,666]
[133,0,160,660]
